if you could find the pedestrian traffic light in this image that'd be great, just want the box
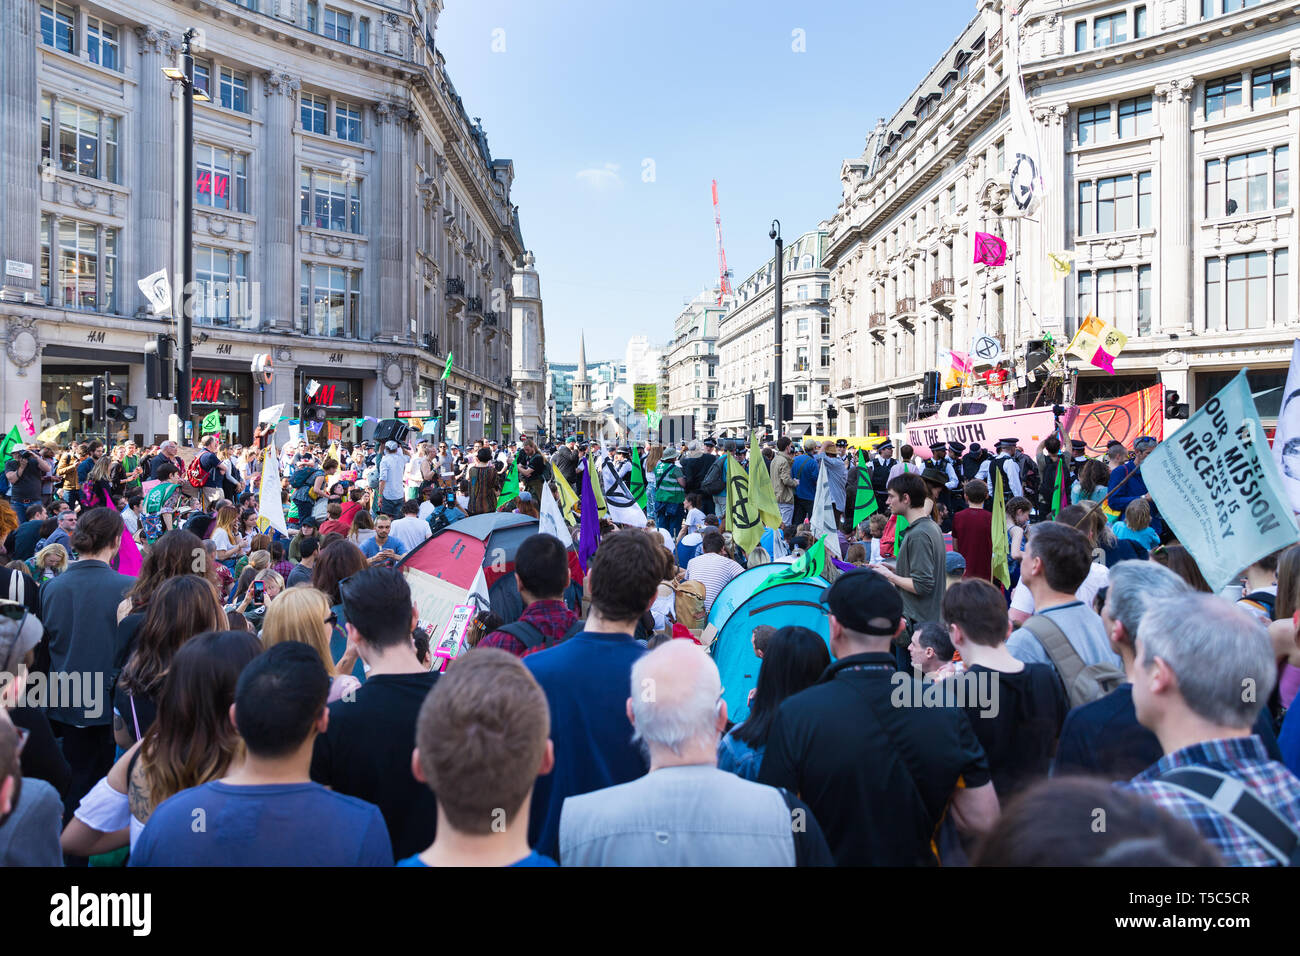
[145,334,175,400]
[82,375,105,423]
[1165,389,1189,419]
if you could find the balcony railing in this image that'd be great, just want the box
[466,295,483,314]
[895,297,916,315]
[445,276,465,297]
[422,333,440,354]
[929,278,955,300]
[793,361,810,372]
[868,312,886,329]
[483,311,499,327]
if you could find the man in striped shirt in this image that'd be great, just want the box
[685,530,743,613]
[1123,593,1300,866]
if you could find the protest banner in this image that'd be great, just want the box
[1144,369,1299,592]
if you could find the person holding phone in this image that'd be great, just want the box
[359,514,406,568]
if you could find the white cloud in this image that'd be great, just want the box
[575,163,622,192]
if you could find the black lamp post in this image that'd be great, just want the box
[162,29,208,442]
[769,220,783,438]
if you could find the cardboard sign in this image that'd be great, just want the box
[428,603,476,672]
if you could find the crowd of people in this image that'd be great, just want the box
[1,420,1299,869]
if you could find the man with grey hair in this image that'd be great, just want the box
[558,641,832,866]
[1123,593,1300,866]
[1056,563,1283,780]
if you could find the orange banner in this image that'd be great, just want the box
[1069,384,1164,456]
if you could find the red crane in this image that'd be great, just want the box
[712,180,734,305]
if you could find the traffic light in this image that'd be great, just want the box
[104,374,126,421]
[305,405,327,424]
[781,394,794,422]
[82,375,105,423]
[448,397,458,423]
[1165,389,1189,419]
[145,335,175,400]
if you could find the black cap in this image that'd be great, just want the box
[928,442,947,453]
[969,442,981,452]
[299,515,318,528]
[921,466,950,487]
[879,441,894,451]
[948,441,966,452]
[703,437,717,447]
[835,439,848,448]
[1070,439,1087,452]
[820,570,903,636]
[997,437,1018,448]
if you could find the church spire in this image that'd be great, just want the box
[577,332,588,381]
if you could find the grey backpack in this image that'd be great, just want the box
[1021,614,1126,708]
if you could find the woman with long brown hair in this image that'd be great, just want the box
[118,529,205,622]
[312,540,367,680]
[63,629,261,857]
[114,576,227,748]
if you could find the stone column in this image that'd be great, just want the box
[134,28,178,316]
[262,71,300,332]
[1,0,40,299]
[1155,78,1195,333]
[1034,104,1070,331]
[375,101,409,340]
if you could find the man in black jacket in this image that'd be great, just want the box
[552,436,580,488]
[679,440,718,516]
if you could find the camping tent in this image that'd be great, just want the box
[710,580,831,724]
[707,564,829,631]
[398,513,575,637]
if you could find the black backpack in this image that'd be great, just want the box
[495,617,582,652]
[428,506,453,536]
[701,455,727,496]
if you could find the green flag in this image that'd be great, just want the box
[630,446,647,510]
[749,432,782,532]
[0,426,20,470]
[757,535,828,594]
[850,448,878,528]
[201,410,221,435]
[991,465,1010,589]
[497,457,519,509]
[727,453,763,554]
[442,353,454,380]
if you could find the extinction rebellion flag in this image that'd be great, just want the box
[1143,369,1299,593]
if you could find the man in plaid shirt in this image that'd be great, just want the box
[1123,593,1300,866]
[479,534,579,658]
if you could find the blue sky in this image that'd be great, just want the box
[436,0,976,363]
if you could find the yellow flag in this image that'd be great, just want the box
[991,465,1010,590]
[1048,251,1074,280]
[553,469,580,522]
[727,453,763,554]
[1067,313,1104,360]
[587,452,606,519]
[749,432,782,532]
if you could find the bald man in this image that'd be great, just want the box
[558,641,832,866]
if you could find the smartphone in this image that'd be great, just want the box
[253,581,265,605]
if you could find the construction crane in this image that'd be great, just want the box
[711,179,734,305]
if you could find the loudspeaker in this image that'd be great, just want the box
[373,418,410,446]
[923,370,941,402]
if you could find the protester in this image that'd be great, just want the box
[652,448,686,538]
[390,499,432,554]
[1151,542,1213,592]
[376,441,410,518]
[401,649,556,867]
[871,473,946,632]
[907,620,962,680]
[0,707,63,866]
[560,641,832,866]
[758,569,998,865]
[717,626,829,782]
[360,513,407,565]
[684,530,743,613]
[262,586,361,704]
[1236,551,1280,625]
[950,479,992,581]
[479,534,579,657]
[1108,435,1161,536]
[1008,510,1111,625]
[310,567,437,861]
[1123,594,1300,866]
[770,437,799,527]
[131,642,393,866]
[524,531,659,860]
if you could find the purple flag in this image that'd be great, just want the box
[578,465,601,572]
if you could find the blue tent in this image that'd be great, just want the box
[711,580,831,724]
[708,564,828,630]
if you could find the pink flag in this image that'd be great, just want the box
[950,350,972,374]
[973,232,1008,267]
[20,400,35,437]
[1090,347,1117,375]
[116,527,143,576]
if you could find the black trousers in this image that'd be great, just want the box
[792,497,814,528]
[48,720,115,823]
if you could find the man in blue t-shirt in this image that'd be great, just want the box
[524,531,657,859]
[400,649,556,867]
[359,513,407,566]
[130,642,392,866]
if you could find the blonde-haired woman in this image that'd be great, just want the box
[27,543,68,585]
[210,504,247,570]
[261,586,361,702]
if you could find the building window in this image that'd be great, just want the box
[335,101,361,142]
[1077,104,1110,145]
[85,17,119,71]
[1205,73,1243,119]
[821,314,830,335]
[359,17,370,49]
[306,0,318,32]
[300,263,361,337]
[1078,172,1151,234]
[1077,265,1148,332]
[41,97,120,183]
[797,285,808,301]
[1093,12,1128,47]
[300,168,362,233]
[1073,20,1087,51]
[195,144,248,213]
[820,283,830,298]
[1138,170,1153,226]
[40,2,75,53]
[323,7,352,43]
[194,246,249,327]
[1253,63,1291,108]
[1138,264,1152,336]
[1226,251,1268,329]
[996,139,1005,172]
[820,345,831,368]
[796,384,809,408]
[193,60,211,97]
[796,347,809,371]
[301,93,328,134]
[219,68,249,113]
[1207,146,1288,217]
[1276,249,1289,326]
[796,316,809,336]
[40,214,116,313]
[1118,95,1153,138]
[1205,258,1221,328]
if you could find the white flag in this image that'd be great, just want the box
[1274,338,1300,513]
[258,439,288,536]
[1004,18,1048,218]
[137,268,172,315]
[603,471,649,527]
[258,403,285,426]
[539,481,571,546]
[811,459,838,540]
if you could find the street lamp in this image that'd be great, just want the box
[162,28,209,442]
[769,219,783,439]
